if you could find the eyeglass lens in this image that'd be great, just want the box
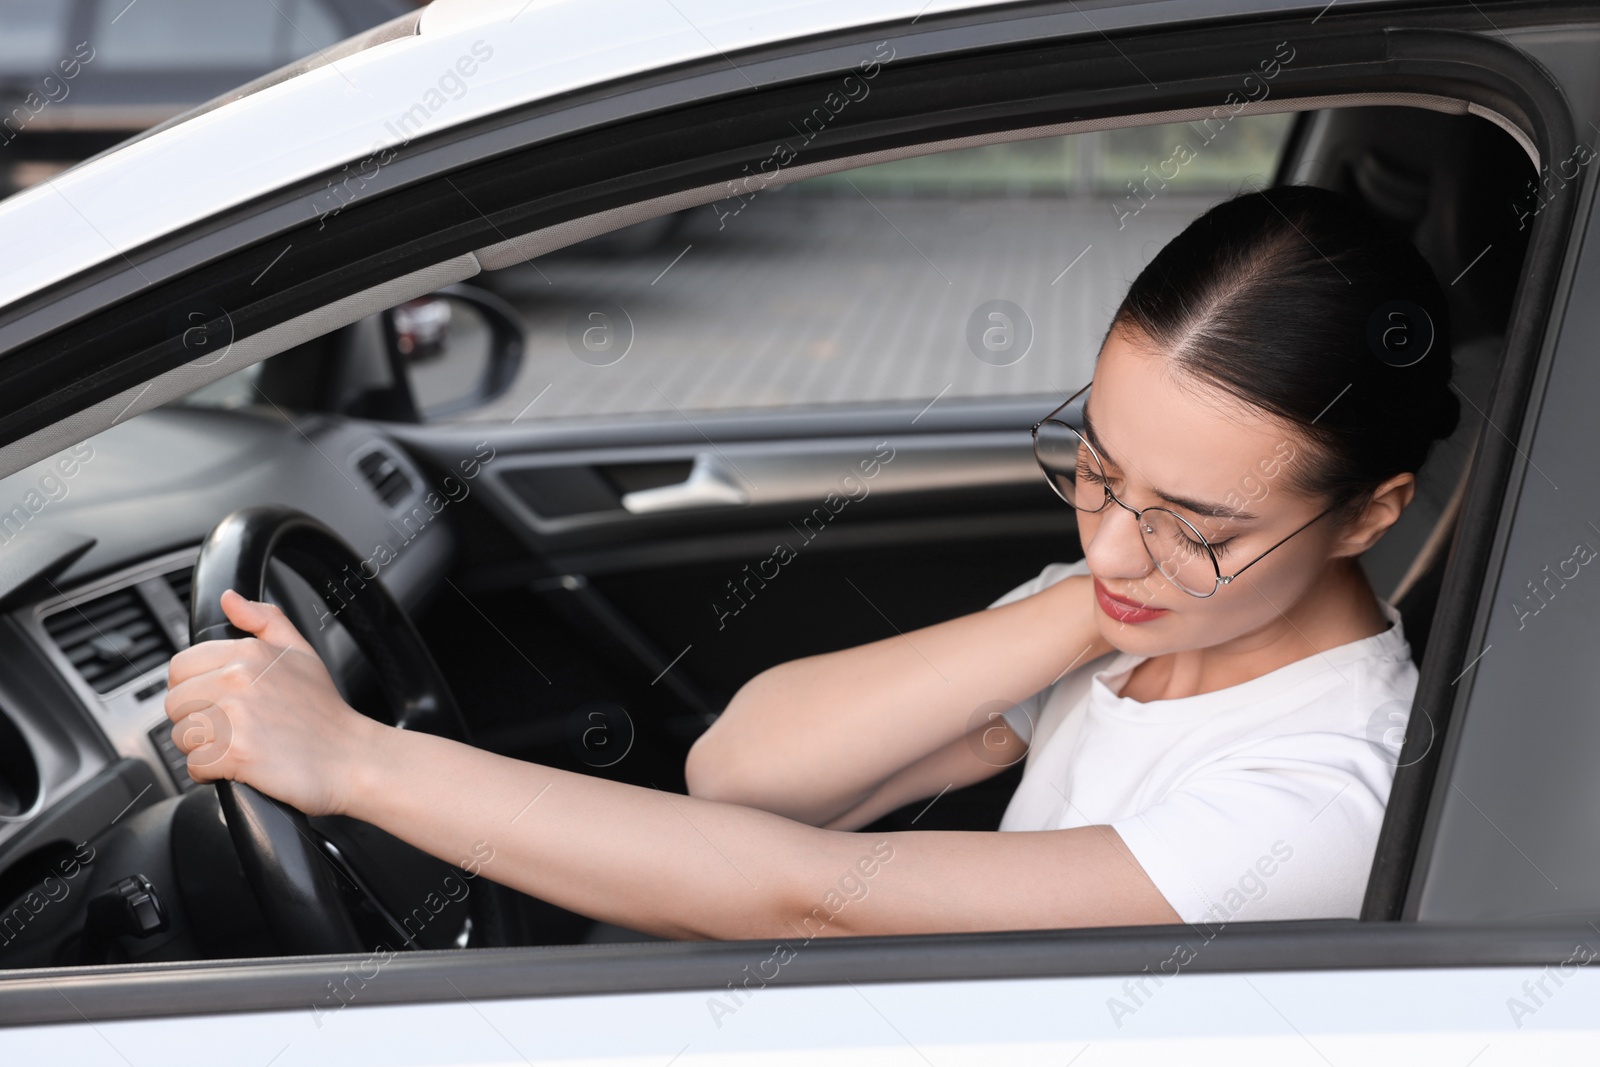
[1035,417,1219,596]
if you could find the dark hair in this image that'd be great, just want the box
[1110,184,1459,519]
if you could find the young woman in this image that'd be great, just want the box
[165,184,1458,939]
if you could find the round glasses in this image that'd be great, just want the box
[1032,383,1340,598]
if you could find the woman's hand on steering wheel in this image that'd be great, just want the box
[164,588,378,819]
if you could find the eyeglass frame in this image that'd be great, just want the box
[1031,381,1345,598]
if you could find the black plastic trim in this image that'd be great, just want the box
[391,395,1061,455]
[0,760,160,887]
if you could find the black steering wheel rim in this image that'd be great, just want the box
[189,504,470,955]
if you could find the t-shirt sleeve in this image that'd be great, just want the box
[985,560,1093,747]
[1108,730,1397,925]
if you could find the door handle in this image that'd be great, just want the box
[620,453,748,514]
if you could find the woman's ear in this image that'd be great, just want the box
[1332,473,1417,557]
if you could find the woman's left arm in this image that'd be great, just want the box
[166,591,1180,940]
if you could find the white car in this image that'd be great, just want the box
[0,0,1598,1061]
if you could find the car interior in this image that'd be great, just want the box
[0,97,1536,965]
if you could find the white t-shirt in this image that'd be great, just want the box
[990,559,1417,926]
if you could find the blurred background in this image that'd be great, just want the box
[469,116,1292,421]
[0,0,421,194]
[1,0,1288,422]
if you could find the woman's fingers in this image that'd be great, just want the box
[169,701,235,781]
[219,589,315,653]
[163,667,247,778]
[167,636,253,688]
[159,624,365,817]
[166,592,313,689]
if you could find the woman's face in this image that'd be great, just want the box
[1075,327,1350,657]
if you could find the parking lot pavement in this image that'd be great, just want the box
[457,192,1219,423]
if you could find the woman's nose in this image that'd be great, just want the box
[1083,501,1157,582]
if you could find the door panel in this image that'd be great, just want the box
[481,433,1039,536]
[9,963,1600,1064]
[398,399,1077,697]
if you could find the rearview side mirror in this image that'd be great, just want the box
[383,283,525,421]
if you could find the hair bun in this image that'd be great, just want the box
[1428,386,1462,443]
[1111,184,1456,503]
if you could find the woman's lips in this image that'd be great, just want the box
[1093,578,1170,624]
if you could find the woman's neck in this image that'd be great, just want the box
[1118,559,1391,702]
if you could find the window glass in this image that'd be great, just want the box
[90,0,344,71]
[441,115,1294,423]
[0,0,68,75]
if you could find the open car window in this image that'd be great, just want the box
[417,115,1295,424]
[146,98,1532,945]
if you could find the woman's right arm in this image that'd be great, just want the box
[684,572,1111,827]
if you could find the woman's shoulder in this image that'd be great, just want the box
[1250,595,1418,706]
[1085,612,1419,753]
[1214,612,1420,761]
[1338,603,1421,747]
[1316,597,1420,713]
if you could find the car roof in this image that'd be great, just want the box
[0,0,1380,315]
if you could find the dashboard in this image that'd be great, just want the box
[0,404,455,964]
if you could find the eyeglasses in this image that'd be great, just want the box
[1032,382,1341,598]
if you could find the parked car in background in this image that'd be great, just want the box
[0,0,414,195]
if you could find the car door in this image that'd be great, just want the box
[3,0,1600,1060]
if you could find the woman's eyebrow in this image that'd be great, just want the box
[1081,403,1259,522]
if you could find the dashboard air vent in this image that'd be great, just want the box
[43,588,176,694]
[356,447,416,509]
[165,565,193,614]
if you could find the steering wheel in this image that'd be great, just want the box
[188,504,479,955]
